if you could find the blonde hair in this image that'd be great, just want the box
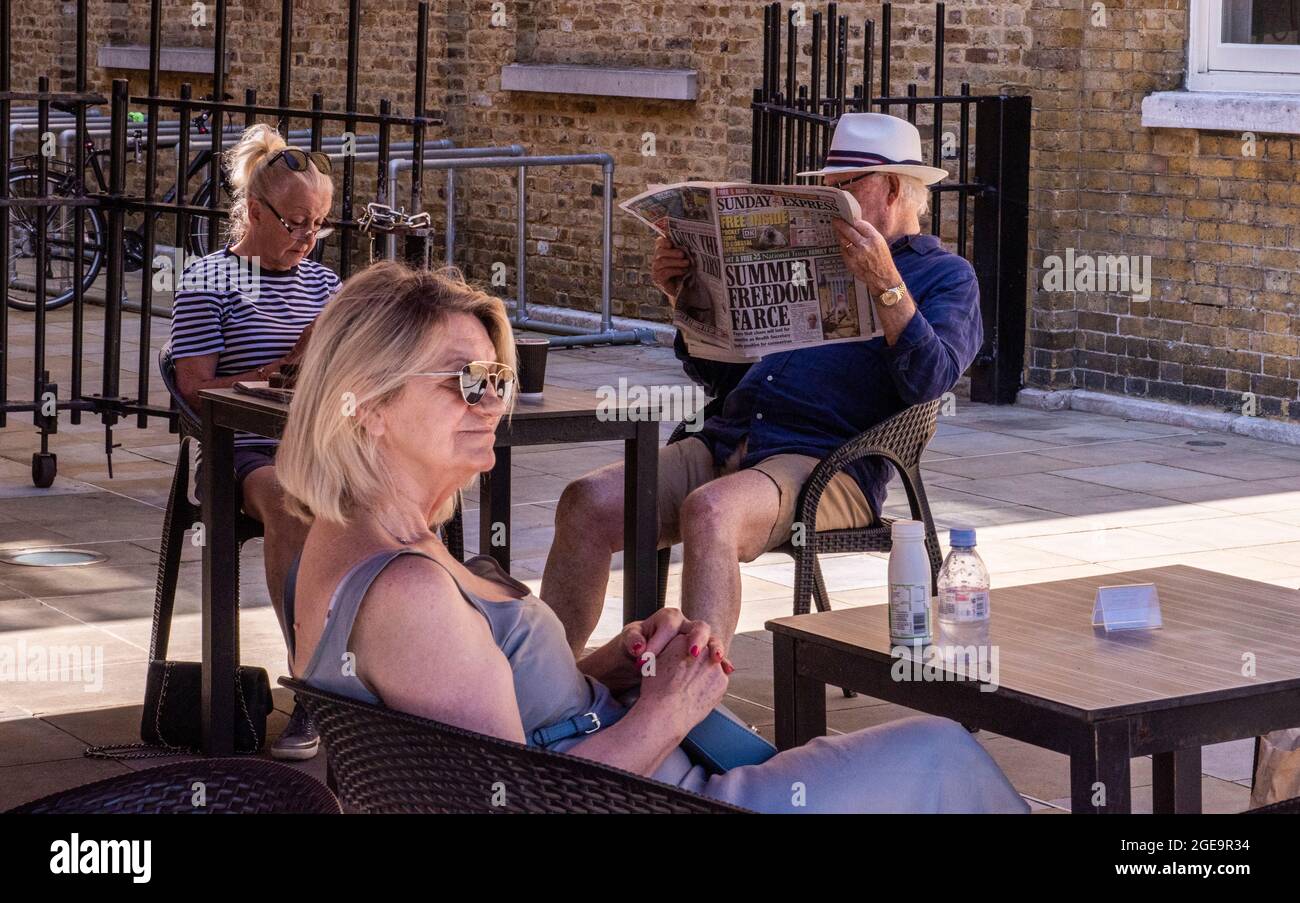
[223,124,333,244]
[277,262,516,527]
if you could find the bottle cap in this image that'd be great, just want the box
[949,527,977,547]
[891,519,925,540]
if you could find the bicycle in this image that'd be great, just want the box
[5,98,236,312]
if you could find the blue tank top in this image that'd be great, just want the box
[285,547,697,784]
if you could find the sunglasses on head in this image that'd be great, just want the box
[413,361,516,406]
[269,147,333,176]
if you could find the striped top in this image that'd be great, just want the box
[170,246,341,448]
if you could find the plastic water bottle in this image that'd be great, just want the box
[888,520,932,646]
[937,527,990,626]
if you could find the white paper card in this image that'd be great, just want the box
[1092,583,1162,631]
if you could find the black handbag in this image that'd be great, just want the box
[139,660,274,753]
[88,661,273,759]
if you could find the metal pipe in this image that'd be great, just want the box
[382,153,636,346]
[881,2,892,115]
[516,164,527,319]
[34,77,49,413]
[810,11,822,177]
[206,0,227,262]
[277,0,293,135]
[138,0,162,427]
[957,82,970,259]
[341,0,360,278]
[411,1,429,214]
[103,79,128,423]
[932,2,946,237]
[71,0,87,423]
[387,145,524,260]
[864,18,874,112]
[3,0,15,424]
[601,162,613,334]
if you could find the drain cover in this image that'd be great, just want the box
[1186,439,1226,447]
[0,548,108,567]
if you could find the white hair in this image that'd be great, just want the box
[895,174,931,218]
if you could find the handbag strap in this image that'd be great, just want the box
[149,435,194,664]
[85,663,264,760]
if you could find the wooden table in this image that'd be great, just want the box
[767,565,1300,814]
[198,384,663,756]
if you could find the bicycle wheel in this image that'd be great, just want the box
[5,167,105,312]
[187,177,232,259]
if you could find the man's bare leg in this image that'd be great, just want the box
[676,469,781,649]
[542,461,632,656]
[242,465,312,645]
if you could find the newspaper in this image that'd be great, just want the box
[621,181,881,362]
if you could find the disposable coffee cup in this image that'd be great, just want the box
[515,337,549,398]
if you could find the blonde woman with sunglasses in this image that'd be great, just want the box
[275,261,1027,814]
[169,124,339,759]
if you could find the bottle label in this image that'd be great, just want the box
[939,588,989,622]
[890,583,930,638]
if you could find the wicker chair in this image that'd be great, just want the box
[7,758,340,814]
[1244,796,1300,814]
[152,345,265,664]
[657,398,944,616]
[283,678,749,813]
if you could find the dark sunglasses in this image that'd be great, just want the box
[825,171,876,191]
[269,147,333,176]
[413,361,516,406]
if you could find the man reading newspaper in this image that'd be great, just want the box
[542,113,984,653]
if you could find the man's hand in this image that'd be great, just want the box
[833,218,902,295]
[651,235,691,307]
[833,218,917,346]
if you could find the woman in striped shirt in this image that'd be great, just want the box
[170,124,339,760]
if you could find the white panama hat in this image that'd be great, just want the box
[797,112,949,185]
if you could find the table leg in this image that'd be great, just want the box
[773,634,826,751]
[481,446,511,571]
[623,419,659,623]
[1070,720,1132,814]
[200,402,238,756]
[1152,747,1202,814]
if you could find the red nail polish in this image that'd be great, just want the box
[690,645,700,657]
[631,642,643,653]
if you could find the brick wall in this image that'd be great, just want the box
[7,1,1299,422]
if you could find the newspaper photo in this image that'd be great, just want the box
[620,181,882,362]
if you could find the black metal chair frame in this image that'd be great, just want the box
[283,678,749,814]
[657,397,944,617]
[152,345,265,664]
[7,757,341,814]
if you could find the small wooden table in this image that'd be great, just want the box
[767,566,1300,814]
[198,384,663,756]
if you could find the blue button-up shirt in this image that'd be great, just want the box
[674,232,984,517]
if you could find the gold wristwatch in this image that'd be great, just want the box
[877,282,908,307]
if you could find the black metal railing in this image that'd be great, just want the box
[752,1,1030,405]
[0,0,444,486]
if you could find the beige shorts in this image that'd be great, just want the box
[657,436,877,555]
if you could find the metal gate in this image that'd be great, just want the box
[751,1,1031,405]
[1,0,644,488]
